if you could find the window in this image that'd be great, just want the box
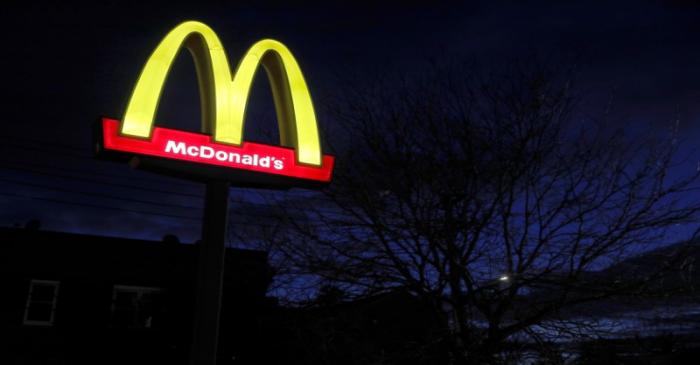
[110,285,162,329]
[24,279,60,326]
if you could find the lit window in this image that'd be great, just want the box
[110,285,162,329]
[24,280,60,326]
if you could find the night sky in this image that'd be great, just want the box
[2,0,700,243]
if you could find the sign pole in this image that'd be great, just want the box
[190,180,230,365]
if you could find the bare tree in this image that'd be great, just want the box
[255,60,700,364]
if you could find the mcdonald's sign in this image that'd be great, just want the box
[96,21,334,187]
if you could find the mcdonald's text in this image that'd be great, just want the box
[164,141,285,170]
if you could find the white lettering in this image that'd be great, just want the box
[215,151,228,161]
[186,146,199,156]
[200,146,214,158]
[229,152,241,163]
[162,140,285,171]
[165,140,187,155]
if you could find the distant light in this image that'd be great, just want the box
[499,275,510,282]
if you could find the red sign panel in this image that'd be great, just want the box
[100,118,334,183]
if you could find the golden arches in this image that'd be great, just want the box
[120,21,322,166]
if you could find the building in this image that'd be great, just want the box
[0,226,273,365]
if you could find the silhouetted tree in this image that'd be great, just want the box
[257,60,700,364]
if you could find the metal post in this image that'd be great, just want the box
[190,180,230,365]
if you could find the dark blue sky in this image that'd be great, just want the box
[1,0,700,243]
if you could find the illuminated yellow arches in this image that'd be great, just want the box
[121,21,322,166]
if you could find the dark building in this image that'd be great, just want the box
[0,226,273,365]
